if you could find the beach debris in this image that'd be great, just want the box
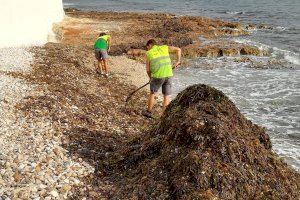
[112,84,300,199]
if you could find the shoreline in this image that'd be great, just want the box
[0,10,299,199]
[57,10,267,58]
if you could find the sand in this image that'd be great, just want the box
[109,55,149,88]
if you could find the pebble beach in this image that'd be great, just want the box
[0,5,299,199]
[0,48,93,199]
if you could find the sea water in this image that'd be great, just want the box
[0,0,64,47]
[64,0,300,170]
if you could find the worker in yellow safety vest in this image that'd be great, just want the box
[94,32,111,78]
[142,39,181,118]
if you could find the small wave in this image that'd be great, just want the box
[285,54,300,65]
[274,26,286,31]
[272,47,300,65]
[234,39,300,66]
[63,3,75,6]
[234,38,270,51]
[225,11,245,15]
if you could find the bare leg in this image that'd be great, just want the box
[163,95,170,111]
[98,60,103,74]
[100,60,105,73]
[103,59,108,74]
[147,93,156,112]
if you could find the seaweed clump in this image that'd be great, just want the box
[114,84,300,199]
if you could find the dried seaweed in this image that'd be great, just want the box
[111,84,300,199]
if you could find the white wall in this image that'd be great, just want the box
[0,0,64,47]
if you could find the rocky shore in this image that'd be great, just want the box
[0,10,299,199]
[57,10,268,61]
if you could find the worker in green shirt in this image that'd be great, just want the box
[94,32,111,78]
[142,39,181,118]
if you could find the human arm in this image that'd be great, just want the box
[168,46,182,68]
[146,57,151,79]
[107,37,111,51]
[93,39,98,49]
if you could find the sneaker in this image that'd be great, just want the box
[104,73,112,78]
[142,110,153,118]
[96,71,104,76]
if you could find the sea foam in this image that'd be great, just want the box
[0,0,64,48]
[234,38,300,66]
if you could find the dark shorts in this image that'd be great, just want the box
[95,49,109,60]
[150,77,172,96]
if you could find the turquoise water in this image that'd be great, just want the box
[63,0,300,170]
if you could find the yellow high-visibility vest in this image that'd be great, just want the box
[99,35,110,42]
[146,45,173,78]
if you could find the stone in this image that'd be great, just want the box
[49,190,59,197]
[60,185,72,193]
[222,48,240,57]
[240,46,267,56]
[39,184,47,189]
[35,163,42,173]
[13,171,22,182]
[246,24,257,30]
[53,148,60,156]
[258,24,272,29]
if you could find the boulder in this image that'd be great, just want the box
[221,48,240,56]
[246,24,257,30]
[240,46,268,56]
[213,28,249,37]
[183,42,266,58]
[258,24,272,30]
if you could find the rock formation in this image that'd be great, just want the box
[57,10,267,60]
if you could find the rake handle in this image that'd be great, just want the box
[125,81,150,102]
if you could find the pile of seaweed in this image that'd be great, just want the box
[112,84,300,199]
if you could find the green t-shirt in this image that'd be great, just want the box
[94,35,110,50]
